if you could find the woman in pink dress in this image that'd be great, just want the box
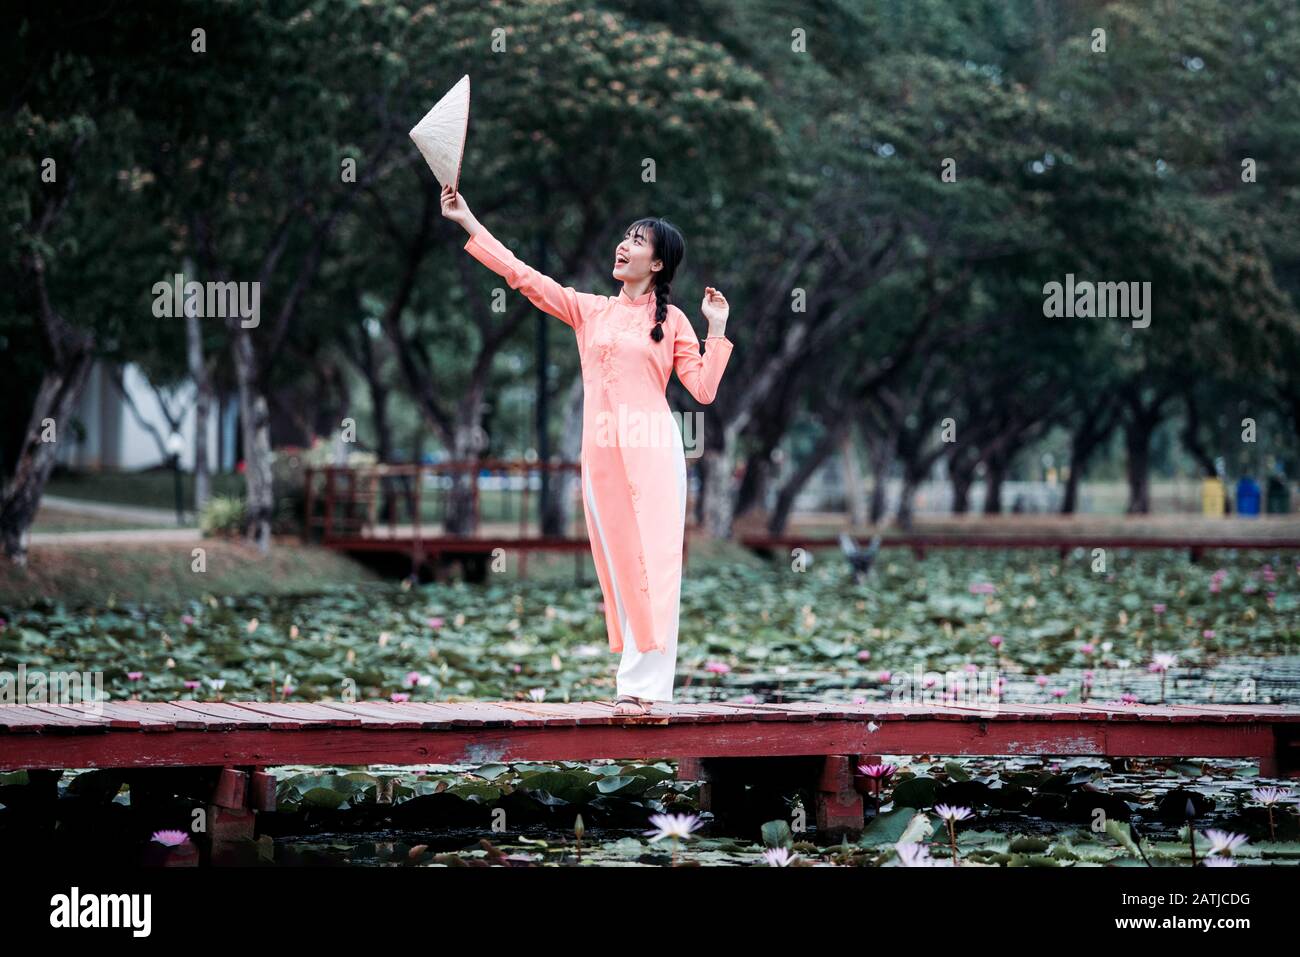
[441,185,734,717]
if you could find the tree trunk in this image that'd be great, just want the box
[445,419,483,536]
[1,353,94,565]
[185,273,212,515]
[1180,392,1219,478]
[231,328,274,552]
[700,426,741,539]
[983,459,1006,515]
[896,468,921,530]
[1061,462,1081,514]
[949,453,977,515]
[841,431,868,528]
[541,372,583,537]
[1122,390,1168,515]
[866,430,892,525]
[768,422,846,535]
[1125,419,1154,514]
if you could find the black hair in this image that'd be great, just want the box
[624,217,685,342]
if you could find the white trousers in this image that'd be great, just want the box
[583,427,687,703]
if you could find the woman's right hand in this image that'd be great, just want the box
[440,184,477,232]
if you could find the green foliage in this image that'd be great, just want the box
[199,495,246,536]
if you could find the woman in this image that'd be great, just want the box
[441,184,734,716]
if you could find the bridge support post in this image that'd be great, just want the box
[205,767,252,866]
[816,755,865,842]
[1260,727,1298,779]
[677,755,864,843]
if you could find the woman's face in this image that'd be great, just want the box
[612,225,661,282]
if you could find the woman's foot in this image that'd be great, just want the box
[612,695,652,717]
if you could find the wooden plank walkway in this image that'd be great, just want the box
[2,701,1297,776]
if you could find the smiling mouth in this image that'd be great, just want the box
[615,255,629,266]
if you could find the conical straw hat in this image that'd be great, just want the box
[409,74,470,190]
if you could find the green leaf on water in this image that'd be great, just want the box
[761,819,793,849]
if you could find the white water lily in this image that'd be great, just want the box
[933,804,974,823]
[1202,829,1248,856]
[644,812,703,843]
[899,811,935,844]
[762,847,798,867]
[1250,786,1292,806]
[894,842,935,867]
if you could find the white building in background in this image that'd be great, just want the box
[55,361,236,472]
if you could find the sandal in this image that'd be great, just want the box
[612,695,652,717]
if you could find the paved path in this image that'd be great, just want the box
[29,528,203,546]
[40,494,190,526]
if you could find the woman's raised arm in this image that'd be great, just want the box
[443,186,597,331]
[672,306,734,405]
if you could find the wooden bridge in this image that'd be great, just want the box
[3,700,1296,858]
[303,462,601,579]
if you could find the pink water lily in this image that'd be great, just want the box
[857,763,897,780]
[427,617,445,629]
[705,661,731,675]
[126,672,143,681]
[151,830,191,847]
[390,692,410,703]
[988,635,1004,649]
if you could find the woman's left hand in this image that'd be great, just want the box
[701,286,729,328]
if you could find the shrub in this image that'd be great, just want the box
[200,495,246,536]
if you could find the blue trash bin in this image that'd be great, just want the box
[1235,476,1261,516]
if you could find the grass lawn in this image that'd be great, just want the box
[47,470,245,511]
[30,507,175,534]
[0,540,377,607]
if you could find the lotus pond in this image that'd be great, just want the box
[1,547,1298,866]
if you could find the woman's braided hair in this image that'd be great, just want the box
[625,217,685,342]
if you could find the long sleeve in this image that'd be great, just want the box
[672,308,733,405]
[463,227,598,331]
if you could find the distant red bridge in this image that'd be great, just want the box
[303,463,1300,577]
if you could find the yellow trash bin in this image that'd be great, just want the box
[1201,477,1225,517]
